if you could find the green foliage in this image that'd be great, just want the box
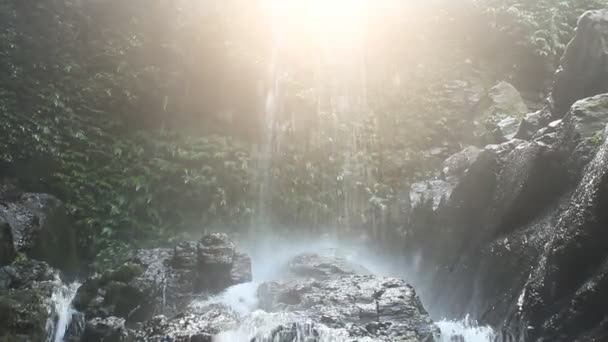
[2,0,605,266]
[475,0,608,90]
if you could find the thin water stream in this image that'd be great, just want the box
[47,278,81,342]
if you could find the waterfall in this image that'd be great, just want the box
[46,278,82,342]
[436,316,496,342]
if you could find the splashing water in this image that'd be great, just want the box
[214,310,372,342]
[192,281,260,317]
[436,316,496,342]
[47,279,82,342]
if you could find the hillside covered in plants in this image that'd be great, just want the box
[2,1,608,341]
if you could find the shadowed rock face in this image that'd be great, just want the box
[551,10,608,118]
[405,93,608,339]
[400,15,608,338]
[0,193,77,269]
[515,137,608,342]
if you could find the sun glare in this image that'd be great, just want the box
[268,0,368,38]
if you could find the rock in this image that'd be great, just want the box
[287,253,370,280]
[515,110,552,140]
[65,312,86,342]
[197,233,252,290]
[230,251,252,285]
[75,234,252,323]
[569,94,608,139]
[0,259,60,341]
[410,180,453,211]
[257,275,438,341]
[134,304,238,341]
[442,146,483,180]
[81,316,132,342]
[0,258,56,290]
[551,10,608,118]
[484,139,527,162]
[476,81,529,120]
[0,285,54,341]
[496,117,520,140]
[0,193,77,269]
[512,137,608,342]
[487,139,571,236]
[0,216,15,266]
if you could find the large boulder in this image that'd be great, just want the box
[551,10,608,118]
[74,233,252,323]
[257,275,437,341]
[569,94,608,139]
[0,193,77,269]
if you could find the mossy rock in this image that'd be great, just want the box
[0,287,51,341]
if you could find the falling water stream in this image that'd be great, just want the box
[47,278,81,342]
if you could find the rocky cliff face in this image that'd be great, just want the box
[0,190,77,269]
[400,9,608,342]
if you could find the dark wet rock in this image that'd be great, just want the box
[257,275,437,341]
[81,316,133,342]
[65,312,87,342]
[287,253,370,280]
[551,10,608,118]
[0,216,15,266]
[0,193,77,269]
[0,258,56,290]
[511,139,608,342]
[401,90,608,342]
[403,99,589,321]
[75,233,252,323]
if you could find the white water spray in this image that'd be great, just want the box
[436,316,496,342]
[47,279,82,342]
